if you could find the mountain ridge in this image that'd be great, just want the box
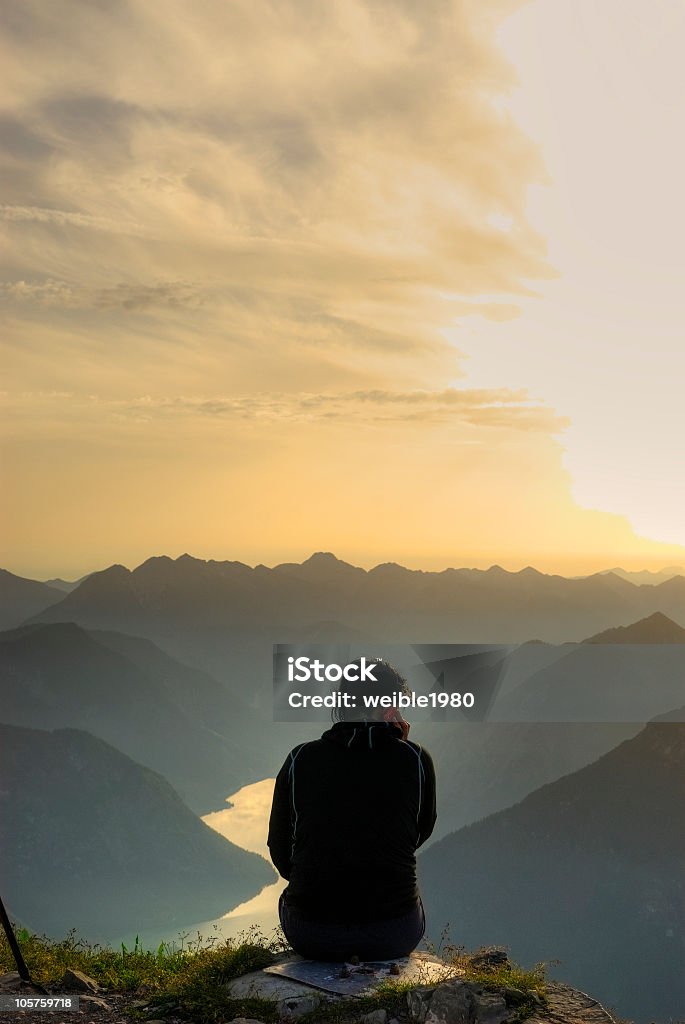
[583,610,685,644]
[19,553,685,652]
[0,620,268,812]
[419,710,685,1020]
[0,722,275,941]
[0,568,64,630]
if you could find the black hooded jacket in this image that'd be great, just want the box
[267,721,437,923]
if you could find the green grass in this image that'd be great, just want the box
[152,938,281,1023]
[424,932,549,1023]
[0,924,285,994]
[1,925,547,1023]
[448,946,547,994]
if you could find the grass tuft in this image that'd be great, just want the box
[424,930,549,1022]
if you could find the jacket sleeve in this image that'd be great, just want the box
[416,747,437,848]
[267,756,293,880]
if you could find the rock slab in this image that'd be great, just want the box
[224,956,617,1024]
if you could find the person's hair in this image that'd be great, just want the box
[332,657,412,722]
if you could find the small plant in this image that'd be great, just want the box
[452,947,548,1022]
[423,929,548,1022]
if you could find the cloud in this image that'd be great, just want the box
[0,278,79,307]
[0,0,550,398]
[2,386,567,432]
[0,277,206,312]
[93,282,204,311]
[0,204,145,235]
[143,388,569,431]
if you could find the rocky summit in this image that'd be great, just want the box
[0,950,618,1024]
[220,951,617,1024]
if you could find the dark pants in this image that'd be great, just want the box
[278,889,426,962]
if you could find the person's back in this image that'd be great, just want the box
[268,659,437,961]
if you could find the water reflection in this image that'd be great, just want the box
[115,779,283,950]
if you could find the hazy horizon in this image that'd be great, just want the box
[5,547,685,588]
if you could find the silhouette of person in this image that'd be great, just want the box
[268,658,437,961]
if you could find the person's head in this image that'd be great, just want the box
[332,656,412,725]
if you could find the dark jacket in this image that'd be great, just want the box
[267,720,437,923]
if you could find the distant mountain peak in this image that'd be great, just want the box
[43,573,93,593]
[303,551,349,566]
[583,611,685,644]
[135,555,175,571]
[132,555,206,583]
[45,577,75,590]
[274,551,365,579]
[596,566,685,586]
[368,561,413,575]
[97,563,131,577]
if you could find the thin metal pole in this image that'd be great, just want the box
[0,895,31,983]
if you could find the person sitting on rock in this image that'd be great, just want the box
[268,657,437,962]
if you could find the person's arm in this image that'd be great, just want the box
[267,756,294,879]
[416,747,437,848]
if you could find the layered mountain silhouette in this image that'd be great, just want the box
[596,565,685,585]
[411,619,685,838]
[0,568,63,630]
[21,552,685,649]
[0,621,268,812]
[0,723,275,940]
[583,610,685,643]
[44,574,91,593]
[419,708,685,1021]
[491,617,685,724]
[8,554,684,713]
[5,554,685,836]
[419,717,638,842]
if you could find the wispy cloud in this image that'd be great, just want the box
[1,277,206,313]
[2,386,568,432]
[0,204,146,236]
[0,0,550,397]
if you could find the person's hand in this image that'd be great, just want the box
[383,708,410,740]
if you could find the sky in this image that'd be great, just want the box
[1,0,684,580]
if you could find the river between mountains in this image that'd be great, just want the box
[115,779,284,951]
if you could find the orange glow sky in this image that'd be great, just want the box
[1,0,684,579]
